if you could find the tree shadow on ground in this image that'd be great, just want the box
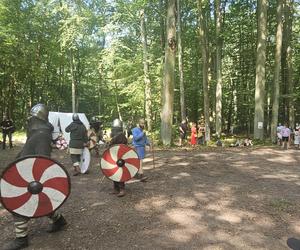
[1,146,300,249]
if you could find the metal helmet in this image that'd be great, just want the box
[72,113,79,121]
[30,104,49,121]
[112,119,123,128]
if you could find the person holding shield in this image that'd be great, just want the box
[132,119,149,181]
[3,104,67,250]
[65,113,88,176]
[109,119,128,197]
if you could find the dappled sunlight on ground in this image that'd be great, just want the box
[0,146,300,249]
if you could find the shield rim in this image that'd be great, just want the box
[0,155,71,218]
[100,144,140,182]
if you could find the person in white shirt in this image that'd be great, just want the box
[280,123,291,149]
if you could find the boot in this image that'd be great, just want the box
[110,182,120,195]
[73,165,81,176]
[135,173,148,182]
[117,189,126,197]
[3,237,28,250]
[47,216,67,233]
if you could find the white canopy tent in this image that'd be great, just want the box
[49,112,90,144]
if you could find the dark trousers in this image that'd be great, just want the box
[113,181,125,191]
[2,132,12,149]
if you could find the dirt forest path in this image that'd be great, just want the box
[1,145,300,250]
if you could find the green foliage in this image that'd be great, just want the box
[0,0,299,142]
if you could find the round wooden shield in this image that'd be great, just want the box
[56,138,68,150]
[100,144,140,182]
[80,147,91,174]
[88,129,98,149]
[0,156,71,218]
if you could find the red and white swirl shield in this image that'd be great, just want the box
[101,144,140,182]
[0,156,71,218]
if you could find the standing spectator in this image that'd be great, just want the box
[280,123,291,149]
[294,124,300,149]
[1,114,15,149]
[198,122,205,145]
[294,128,300,148]
[109,119,128,197]
[65,114,88,176]
[132,119,149,181]
[190,122,197,147]
[277,123,283,145]
[179,119,188,146]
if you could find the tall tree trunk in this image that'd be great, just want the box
[214,0,222,137]
[177,0,186,121]
[161,0,176,145]
[271,0,283,143]
[253,0,268,139]
[285,0,294,128]
[159,0,165,54]
[114,82,122,121]
[197,0,210,142]
[140,9,152,131]
[70,50,76,113]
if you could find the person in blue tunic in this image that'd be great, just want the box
[132,119,149,181]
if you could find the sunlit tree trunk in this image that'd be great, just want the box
[285,0,294,128]
[214,0,222,137]
[161,0,176,145]
[197,0,210,142]
[177,0,186,122]
[271,0,283,143]
[253,0,267,139]
[140,9,152,131]
[70,50,76,113]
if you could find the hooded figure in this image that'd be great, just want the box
[65,113,88,176]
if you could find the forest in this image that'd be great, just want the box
[0,0,300,144]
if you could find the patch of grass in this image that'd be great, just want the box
[269,198,294,213]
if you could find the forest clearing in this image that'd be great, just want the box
[1,142,300,250]
[1,0,300,249]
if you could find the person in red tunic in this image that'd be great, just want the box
[190,122,197,146]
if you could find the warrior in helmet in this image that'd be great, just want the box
[65,113,88,176]
[109,118,128,197]
[3,104,67,250]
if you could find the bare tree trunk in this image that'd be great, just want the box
[177,0,186,122]
[70,50,76,113]
[161,0,176,145]
[140,9,152,131]
[253,0,268,139]
[285,0,294,128]
[271,0,283,143]
[159,0,165,54]
[114,82,122,121]
[214,0,222,137]
[197,0,210,142]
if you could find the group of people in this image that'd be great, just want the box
[2,103,151,250]
[277,123,300,149]
[179,119,206,147]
